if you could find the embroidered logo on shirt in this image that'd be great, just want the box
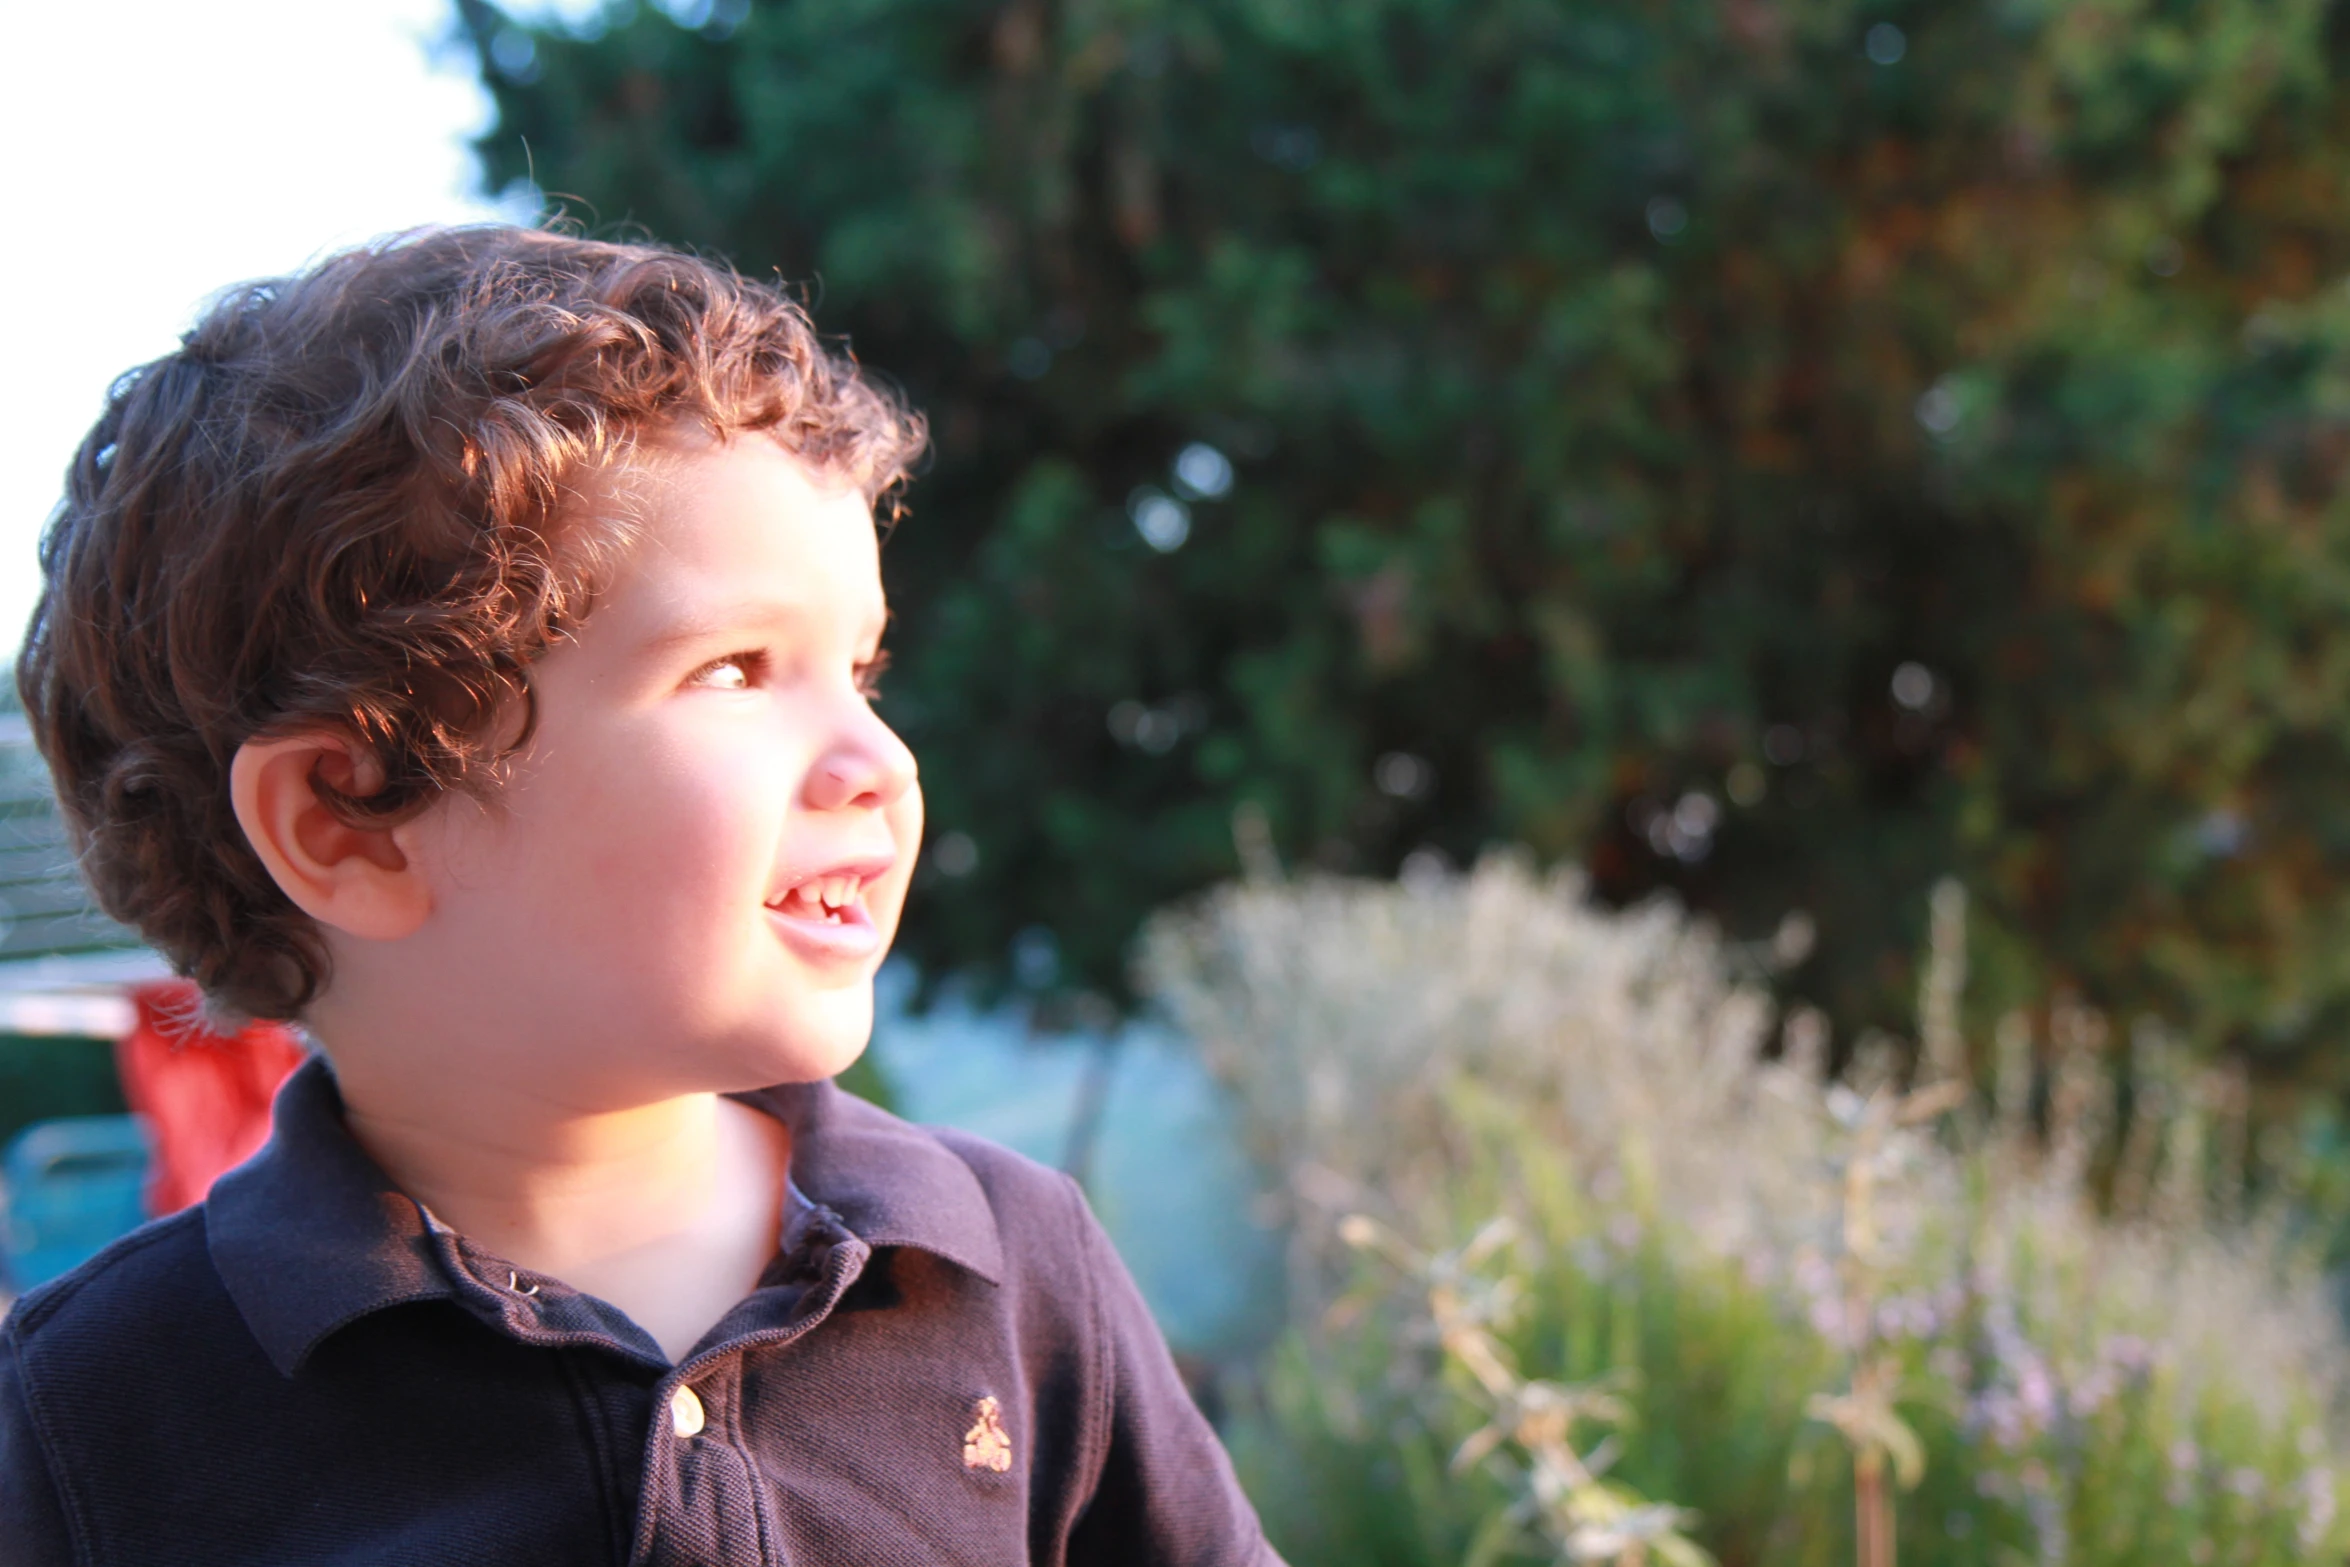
[962,1395,1013,1473]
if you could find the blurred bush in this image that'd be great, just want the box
[0,1037,125,1148]
[1142,859,2350,1564]
[470,0,2350,1078]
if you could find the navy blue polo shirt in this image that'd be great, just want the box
[0,1057,1279,1565]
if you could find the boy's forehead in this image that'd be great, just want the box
[581,433,886,637]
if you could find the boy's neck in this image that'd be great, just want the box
[326,1050,793,1363]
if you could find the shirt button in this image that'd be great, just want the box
[670,1384,706,1439]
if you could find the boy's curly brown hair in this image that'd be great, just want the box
[18,226,927,1022]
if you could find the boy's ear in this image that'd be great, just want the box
[228,734,432,941]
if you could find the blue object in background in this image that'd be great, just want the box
[1,1114,152,1292]
[868,966,1284,1359]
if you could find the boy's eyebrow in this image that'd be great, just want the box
[635,600,889,659]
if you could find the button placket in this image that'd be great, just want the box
[628,1223,871,1566]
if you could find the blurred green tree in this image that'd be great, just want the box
[462,0,2350,1083]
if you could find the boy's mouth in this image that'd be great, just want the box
[763,856,894,961]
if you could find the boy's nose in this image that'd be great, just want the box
[802,708,918,813]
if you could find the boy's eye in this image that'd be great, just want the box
[855,649,892,699]
[689,652,762,691]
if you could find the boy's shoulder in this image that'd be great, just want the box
[3,1202,225,1356]
[0,1203,257,1560]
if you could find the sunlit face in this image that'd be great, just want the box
[397,432,921,1104]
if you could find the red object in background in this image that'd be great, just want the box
[114,980,306,1216]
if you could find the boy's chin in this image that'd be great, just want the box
[723,991,875,1087]
[776,1030,873,1086]
[693,1035,867,1094]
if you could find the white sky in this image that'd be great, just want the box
[0,0,592,656]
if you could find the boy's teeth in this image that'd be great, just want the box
[781,875,859,915]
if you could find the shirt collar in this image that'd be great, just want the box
[207,1056,1005,1378]
[735,1078,1005,1287]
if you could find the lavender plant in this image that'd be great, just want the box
[1142,857,2350,1566]
[1336,1211,1715,1567]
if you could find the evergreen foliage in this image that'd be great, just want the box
[468,0,2350,1075]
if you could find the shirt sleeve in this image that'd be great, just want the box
[1062,1182,1284,1567]
[0,1322,80,1567]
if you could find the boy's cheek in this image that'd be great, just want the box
[890,777,924,855]
[875,782,925,935]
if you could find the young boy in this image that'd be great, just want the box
[0,228,1279,1566]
